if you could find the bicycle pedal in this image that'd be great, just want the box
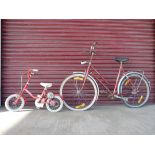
[100,90,108,94]
[108,95,114,100]
[37,95,41,98]
[36,103,44,108]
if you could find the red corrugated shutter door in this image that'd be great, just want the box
[1,19,155,105]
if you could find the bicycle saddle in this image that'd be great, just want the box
[40,83,52,88]
[114,57,129,63]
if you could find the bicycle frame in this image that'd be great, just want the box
[59,42,150,110]
[83,53,125,97]
[14,71,46,105]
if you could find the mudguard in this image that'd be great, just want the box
[117,71,151,94]
[73,72,99,100]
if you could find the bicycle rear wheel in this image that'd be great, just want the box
[46,95,63,112]
[119,73,150,108]
[60,74,98,111]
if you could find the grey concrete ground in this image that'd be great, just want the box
[0,104,155,135]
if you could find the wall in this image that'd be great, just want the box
[1,19,155,105]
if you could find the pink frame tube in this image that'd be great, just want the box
[15,69,46,104]
[83,53,125,96]
[24,89,38,99]
[112,62,123,95]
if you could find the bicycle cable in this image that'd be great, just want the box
[21,74,23,91]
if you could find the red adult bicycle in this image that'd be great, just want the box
[60,42,150,111]
[5,68,63,112]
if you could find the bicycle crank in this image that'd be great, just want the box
[114,95,128,102]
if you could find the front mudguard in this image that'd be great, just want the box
[73,72,99,100]
[117,71,151,94]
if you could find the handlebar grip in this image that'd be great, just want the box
[90,42,97,53]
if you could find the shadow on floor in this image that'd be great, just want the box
[0,104,155,135]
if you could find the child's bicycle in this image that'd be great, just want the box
[5,68,63,112]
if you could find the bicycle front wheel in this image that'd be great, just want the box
[119,73,150,108]
[60,74,98,111]
[5,94,25,112]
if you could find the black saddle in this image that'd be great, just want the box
[114,57,129,63]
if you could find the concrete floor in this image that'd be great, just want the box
[0,104,155,135]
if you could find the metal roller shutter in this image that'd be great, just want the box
[1,19,155,105]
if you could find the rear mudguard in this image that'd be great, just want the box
[117,71,151,94]
[73,72,99,100]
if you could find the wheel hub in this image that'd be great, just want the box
[132,89,138,95]
[76,90,81,95]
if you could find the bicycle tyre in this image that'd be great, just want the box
[119,73,150,108]
[5,94,25,112]
[60,74,98,111]
[46,95,63,112]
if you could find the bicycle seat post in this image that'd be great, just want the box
[113,62,123,95]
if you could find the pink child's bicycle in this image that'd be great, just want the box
[5,68,63,112]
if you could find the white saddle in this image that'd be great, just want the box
[40,82,52,89]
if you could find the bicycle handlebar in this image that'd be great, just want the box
[81,42,97,65]
[26,68,39,79]
[30,69,39,75]
[20,68,39,90]
[90,42,96,49]
[89,42,97,55]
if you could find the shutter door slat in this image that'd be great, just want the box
[1,19,155,105]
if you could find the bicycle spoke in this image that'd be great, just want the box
[136,77,143,91]
[120,73,149,107]
[60,74,97,110]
